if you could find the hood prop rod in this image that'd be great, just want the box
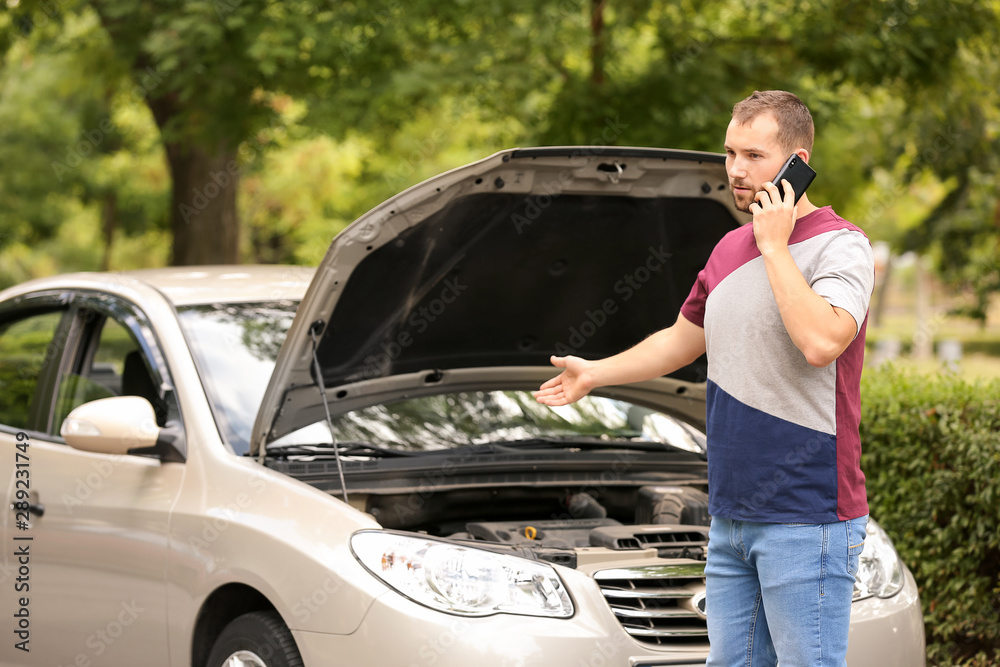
[309,321,349,505]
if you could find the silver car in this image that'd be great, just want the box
[0,147,924,666]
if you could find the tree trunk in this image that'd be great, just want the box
[870,252,892,328]
[913,254,934,360]
[90,4,243,267]
[590,0,606,86]
[101,191,117,271]
[164,140,241,266]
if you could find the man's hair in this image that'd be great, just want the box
[732,90,814,155]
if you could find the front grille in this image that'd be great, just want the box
[589,525,710,558]
[635,530,708,548]
[593,563,708,644]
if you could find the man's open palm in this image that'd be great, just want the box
[533,355,594,406]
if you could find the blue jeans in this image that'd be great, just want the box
[705,515,868,667]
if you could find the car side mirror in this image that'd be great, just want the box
[60,396,160,455]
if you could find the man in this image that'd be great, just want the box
[534,90,874,666]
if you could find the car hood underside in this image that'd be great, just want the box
[253,147,745,454]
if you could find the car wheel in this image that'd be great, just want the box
[206,611,303,667]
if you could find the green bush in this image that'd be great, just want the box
[861,367,1000,666]
[865,336,1000,358]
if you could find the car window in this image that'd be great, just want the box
[177,301,297,455]
[53,316,139,429]
[0,310,65,430]
[91,316,139,392]
[52,308,173,433]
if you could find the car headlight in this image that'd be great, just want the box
[351,531,574,618]
[853,518,905,601]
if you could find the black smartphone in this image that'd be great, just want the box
[771,154,816,204]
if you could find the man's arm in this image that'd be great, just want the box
[533,313,706,406]
[753,180,858,367]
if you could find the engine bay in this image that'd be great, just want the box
[361,483,712,567]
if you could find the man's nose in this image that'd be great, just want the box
[728,157,748,179]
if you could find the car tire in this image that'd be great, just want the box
[206,611,304,667]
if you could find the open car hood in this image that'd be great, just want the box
[251,147,748,455]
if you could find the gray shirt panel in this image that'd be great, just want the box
[704,228,873,436]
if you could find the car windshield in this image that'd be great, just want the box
[176,301,706,458]
[177,301,297,455]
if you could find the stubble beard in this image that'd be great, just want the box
[731,184,756,213]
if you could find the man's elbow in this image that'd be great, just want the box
[802,339,850,368]
[804,350,837,368]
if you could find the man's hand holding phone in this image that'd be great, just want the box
[751,179,798,255]
[751,154,816,255]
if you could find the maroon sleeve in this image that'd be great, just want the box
[679,268,708,328]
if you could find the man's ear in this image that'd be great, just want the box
[795,148,811,163]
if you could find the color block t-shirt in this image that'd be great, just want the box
[680,206,875,523]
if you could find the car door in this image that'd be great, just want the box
[0,291,184,667]
[0,297,69,664]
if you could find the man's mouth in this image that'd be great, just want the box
[732,183,753,193]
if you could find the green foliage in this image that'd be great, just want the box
[239,95,519,266]
[0,0,999,296]
[861,367,1000,665]
[53,372,115,428]
[240,133,372,266]
[0,310,63,429]
[0,4,168,279]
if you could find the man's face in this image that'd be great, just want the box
[724,113,789,213]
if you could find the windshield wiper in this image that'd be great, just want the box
[265,441,420,458]
[451,437,680,454]
[266,437,688,459]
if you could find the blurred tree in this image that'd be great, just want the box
[81,0,363,265]
[1,0,998,282]
[1,0,415,265]
[896,38,1000,325]
[0,7,167,282]
[350,0,1000,317]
